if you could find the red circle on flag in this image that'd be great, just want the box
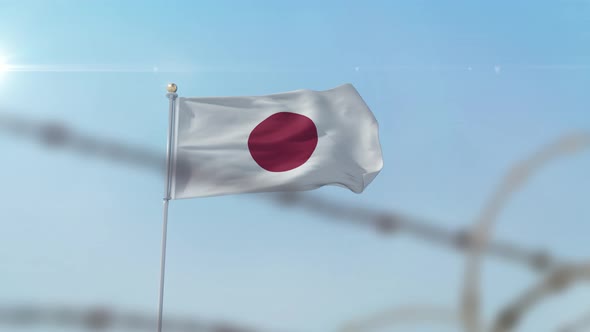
[248,112,318,172]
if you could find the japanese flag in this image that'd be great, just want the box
[171,84,383,199]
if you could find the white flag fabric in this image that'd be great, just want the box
[170,84,383,199]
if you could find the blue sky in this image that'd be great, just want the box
[1,1,590,331]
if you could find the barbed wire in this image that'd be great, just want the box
[491,261,590,332]
[0,112,164,171]
[2,111,589,332]
[461,133,590,332]
[273,190,563,271]
[0,111,563,273]
[0,304,276,332]
[337,305,458,332]
[304,132,590,332]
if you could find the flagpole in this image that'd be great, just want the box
[157,83,178,332]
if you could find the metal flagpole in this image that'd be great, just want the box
[157,83,178,332]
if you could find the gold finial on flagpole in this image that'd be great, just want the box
[166,83,178,93]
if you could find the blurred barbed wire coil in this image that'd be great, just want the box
[2,110,590,332]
